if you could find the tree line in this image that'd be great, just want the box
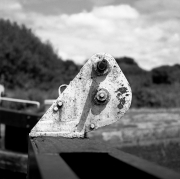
[0,19,180,110]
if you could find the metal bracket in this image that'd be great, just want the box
[30,53,132,138]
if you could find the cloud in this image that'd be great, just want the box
[0,0,22,11]
[32,5,180,70]
[89,0,116,6]
[0,1,180,70]
[30,5,141,63]
[92,5,139,19]
[0,0,26,21]
[135,0,180,19]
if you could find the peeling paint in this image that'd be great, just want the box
[117,97,126,109]
[116,87,128,94]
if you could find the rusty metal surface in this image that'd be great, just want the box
[30,53,132,138]
[28,137,180,179]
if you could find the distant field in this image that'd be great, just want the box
[88,108,180,146]
[88,108,180,173]
[120,142,180,173]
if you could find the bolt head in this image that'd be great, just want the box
[53,106,59,112]
[90,123,95,129]
[94,88,110,105]
[99,93,105,98]
[97,59,108,72]
[57,101,63,107]
[96,90,107,102]
[93,56,109,76]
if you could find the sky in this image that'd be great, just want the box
[0,0,180,70]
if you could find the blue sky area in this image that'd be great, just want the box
[0,0,180,70]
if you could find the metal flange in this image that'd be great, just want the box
[30,53,132,138]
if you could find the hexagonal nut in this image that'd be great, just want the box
[93,55,110,76]
[93,88,110,105]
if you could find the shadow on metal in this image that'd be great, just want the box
[28,136,180,179]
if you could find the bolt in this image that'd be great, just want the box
[96,90,107,102]
[90,123,95,129]
[93,57,109,76]
[94,88,110,105]
[57,101,63,107]
[99,93,105,98]
[97,59,108,72]
[53,106,59,112]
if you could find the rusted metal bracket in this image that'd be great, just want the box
[30,53,132,138]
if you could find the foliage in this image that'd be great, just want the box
[0,19,80,92]
[115,57,180,108]
[152,64,180,84]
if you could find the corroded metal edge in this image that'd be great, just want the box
[30,53,132,138]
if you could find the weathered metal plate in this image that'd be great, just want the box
[30,53,132,138]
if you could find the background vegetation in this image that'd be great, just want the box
[0,19,180,111]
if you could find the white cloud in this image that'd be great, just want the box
[31,5,142,64]
[0,1,180,70]
[0,0,22,11]
[93,5,139,19]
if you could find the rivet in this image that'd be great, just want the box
[53,106,58,112]
[90,123,95,129]
[57,101,63,107]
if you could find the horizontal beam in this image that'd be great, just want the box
[28,136,180,179]
[28,138,78,179]
[0,97,40,108]
[0,108,41,128]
